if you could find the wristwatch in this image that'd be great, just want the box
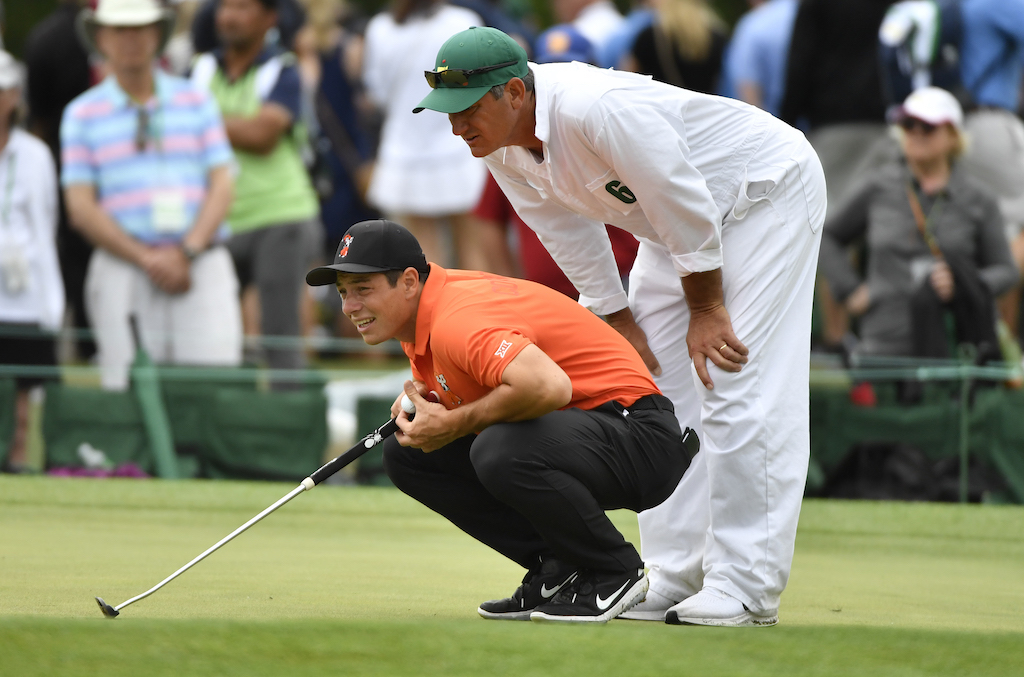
[181,243,202,262]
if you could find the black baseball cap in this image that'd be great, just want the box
[305,220,429,286]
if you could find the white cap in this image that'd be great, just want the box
[898,86,964,131]
[0,50,22,90]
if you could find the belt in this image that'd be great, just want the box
[617,395,700,458]
[620,394,674,413]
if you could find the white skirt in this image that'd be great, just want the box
[367,152,488,217]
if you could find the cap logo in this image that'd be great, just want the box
[436,65,448,72]
[339,234,354,258]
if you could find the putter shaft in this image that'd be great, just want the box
[110,483,309,614]
[97,415,403,617]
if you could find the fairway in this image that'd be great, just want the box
[1,476,1022,676]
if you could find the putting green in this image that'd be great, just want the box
[1,476,1022,676]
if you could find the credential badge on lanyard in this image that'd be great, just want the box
[0,151,29,295]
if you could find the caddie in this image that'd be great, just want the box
[413,26,827,626]
[306,219,697,624]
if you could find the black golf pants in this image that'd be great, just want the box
[382,395,694,574]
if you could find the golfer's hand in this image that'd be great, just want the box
[394,381,459,453]
[606,307,662,376]
[390,380,430,418]
[687,304,747,390]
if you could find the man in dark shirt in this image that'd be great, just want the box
[24,0,96,360]
[780,0,897,350]
[781,0,897,220]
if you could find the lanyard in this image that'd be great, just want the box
[135,102,164,154]
[905,181,945,260]
[0,151,15,229]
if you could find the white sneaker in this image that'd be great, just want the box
[665,587,778,627]
[617,588,677,621]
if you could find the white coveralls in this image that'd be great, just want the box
[483,62,827,614]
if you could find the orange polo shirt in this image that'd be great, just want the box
[401,265,660,411]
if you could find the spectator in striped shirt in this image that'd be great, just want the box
[61,0,243,390]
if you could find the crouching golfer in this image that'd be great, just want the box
[306,219,696,623]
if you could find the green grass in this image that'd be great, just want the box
[1,477,1022,676]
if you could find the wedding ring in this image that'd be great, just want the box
[720,344,728,352]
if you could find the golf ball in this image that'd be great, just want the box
[401,394,416,414]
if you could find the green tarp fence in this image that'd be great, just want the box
[810,384,1024,502]
[0,378,16,467]
[3,373,1022,500]
[38,381,327,481]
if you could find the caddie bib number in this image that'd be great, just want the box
[605,180,637,204]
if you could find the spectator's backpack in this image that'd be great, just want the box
[878,0,965,106]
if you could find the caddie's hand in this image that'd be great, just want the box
[606,306,662,376]
[394,380,459,453]
[687,304,747,390]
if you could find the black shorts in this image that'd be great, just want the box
[0,323,57,389]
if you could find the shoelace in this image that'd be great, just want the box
[552,570,596,604]
[512,558,548,607]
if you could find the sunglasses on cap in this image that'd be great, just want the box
[424,60,518,88]
[899,118,939,135]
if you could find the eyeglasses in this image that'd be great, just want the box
[899,118,938,135]
[135,106,150,152]
[424,60,518,89]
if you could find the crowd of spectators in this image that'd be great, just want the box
[3,0,1024,472]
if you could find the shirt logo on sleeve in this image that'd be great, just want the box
[495,340,514,358]
[605,180,637,204]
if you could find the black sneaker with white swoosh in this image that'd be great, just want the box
[477,556,578,621]
[530,568,648,624]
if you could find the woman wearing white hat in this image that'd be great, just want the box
[0,50,64,473]
[819,87,1018,363]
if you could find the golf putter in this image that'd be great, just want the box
[95,396,417,618]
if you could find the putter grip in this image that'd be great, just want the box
[308,417,401,485]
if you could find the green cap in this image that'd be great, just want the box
[413,27,528,114]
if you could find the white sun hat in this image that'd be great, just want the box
[76,0,176,55]
[897,86,964,132]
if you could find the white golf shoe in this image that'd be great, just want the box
[665,587,778,627]
[617,588,677,621]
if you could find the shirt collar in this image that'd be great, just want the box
[409,263,448,357]
[213,44,282,77]
[531,62,550,146]
[101,69,172,110]
[903,158,968,200]
[945,163,970,200]
[494,62,548,165]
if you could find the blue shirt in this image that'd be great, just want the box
[723,0,798,116]
[596,8,655,69]
[960,0,1024,110]
[61,71,233,245]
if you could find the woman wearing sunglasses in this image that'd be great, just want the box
[819,87,1018,363]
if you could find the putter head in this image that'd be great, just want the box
[95,597,119,618]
